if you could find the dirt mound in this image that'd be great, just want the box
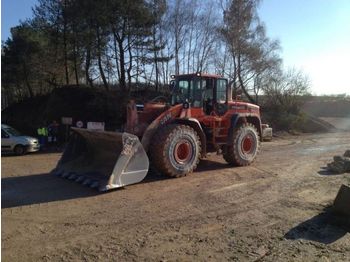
[302,99,350,118]
[263,111,336,133]
[301,114,336,133]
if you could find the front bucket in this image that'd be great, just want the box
[51,128,149,191]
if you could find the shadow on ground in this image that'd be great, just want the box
[1,150,62,158]
[1,158,231,209]
[1,173,101,209]
[196,158,230,172]
[317,166,343,176]
[285,208,350,244]
[1,170,173,209]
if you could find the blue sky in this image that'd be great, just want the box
[1,0,350,95]
[259,0,350,95]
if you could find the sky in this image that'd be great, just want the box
[1,0,350,95]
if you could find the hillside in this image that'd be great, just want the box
[2,86,165,136]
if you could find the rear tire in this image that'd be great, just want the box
[223,123,260,166]
[150,124,201,177]
[14,145,26,156]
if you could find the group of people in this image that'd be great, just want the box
[37,120,60,150]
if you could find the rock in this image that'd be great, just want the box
[344,150,350,157]
[333,155,343,162]
[328,150,350,173]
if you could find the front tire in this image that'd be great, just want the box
[150,124,201,177]
[223,123,260,166]
[14,145,26,156]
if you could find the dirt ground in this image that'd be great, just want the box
[2,131,350,261]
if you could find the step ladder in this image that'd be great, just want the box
[209,117,227,145]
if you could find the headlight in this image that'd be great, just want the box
[27,138,38,144]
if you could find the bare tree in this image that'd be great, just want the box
[168,0,190,75]
[221,0,261,103]
[263,68,310,113]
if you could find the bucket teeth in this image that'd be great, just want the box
[75,176,85,183]
[68,173,78,180]
[82,179,92,186]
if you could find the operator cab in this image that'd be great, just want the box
[171,73,231,115]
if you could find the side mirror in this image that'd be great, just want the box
[170,80,175,91]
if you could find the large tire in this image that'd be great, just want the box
[14,145,26,156]
[150,124,201,177]
[223,123,260,166]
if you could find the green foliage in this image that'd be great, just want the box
[264,111,307,131]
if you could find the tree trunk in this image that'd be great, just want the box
[63,0,69,85]
[117,38,126,92]
[112,31,121,81]
[96,26,109,90]
[73,34,79,85]
[237,54,255,103]
[22,60,34,98]
[85,46,93,87]
[152,25,159,91]
[127,35,133,91]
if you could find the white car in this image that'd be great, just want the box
[1,124,40,155]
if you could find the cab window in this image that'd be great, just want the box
[216,79,227,103]
[172,80,190,105]
[191,79,205,107]
[178,80,189,96]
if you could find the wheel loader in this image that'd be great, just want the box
[51,73,272,191]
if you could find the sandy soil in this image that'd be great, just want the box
[2,132,350,261]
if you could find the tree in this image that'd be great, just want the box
[263,68,310,113]
[2,24,47,99]
[168,0,190,75]
[221,0,282,103]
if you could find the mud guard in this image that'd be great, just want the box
[228,114,263,143]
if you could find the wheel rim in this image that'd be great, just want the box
[174,140,192,164]
[241,134,254,154]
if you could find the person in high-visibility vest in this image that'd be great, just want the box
[42,126,48,149]
[37,126,44,148]
[37,125,48,150]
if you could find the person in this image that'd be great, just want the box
[37,126,44,148]
[203,79,214,115]
[42,125,48,150]
[37,124,48,150]
[48,120,60,150]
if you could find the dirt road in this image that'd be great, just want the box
[2,132,350,261]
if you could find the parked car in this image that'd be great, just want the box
[1,124,40,155]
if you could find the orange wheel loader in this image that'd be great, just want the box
[51,73,272,191]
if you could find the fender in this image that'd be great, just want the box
[228,113,263,143]
[141,104,183,152]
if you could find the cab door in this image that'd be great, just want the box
[214,78,228,115]
[201,78,215,115]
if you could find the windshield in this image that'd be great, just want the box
[172,77,202,106]
[4,127,22,136]
[172,79,189,104]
